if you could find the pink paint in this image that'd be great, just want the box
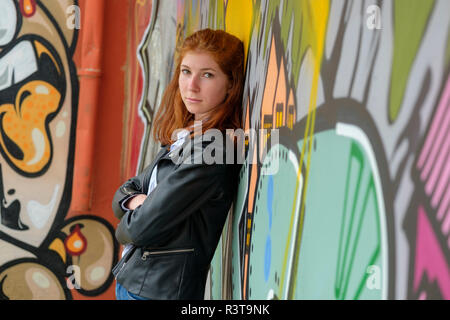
[427,130,450,200]
[419,77,450,180]
[418,291,427,300]
[414,206,450,299]
[417,76,446,168]
[442,209,450,235]
[437,186,450,221]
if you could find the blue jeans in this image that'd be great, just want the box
[115,282,149,300]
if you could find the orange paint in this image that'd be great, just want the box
[70,0,105,213]
[20,0,36,17]
[243,253,249,299]
[274,55,287,128]
[260,34,278,127]
[247,149,258,213]
[64,225,87,256]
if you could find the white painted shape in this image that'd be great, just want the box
[90,267,106,282]
[0,0,17,46]
[55,121,66,137]
[35,85,49,95]
[0,40,38,91]
[27,184,60,229]
[26,128,45,166]
[10,41,38,84]
[32,271,50,289]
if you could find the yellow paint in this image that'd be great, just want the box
[225,0,254,68]
[49,238,66,263]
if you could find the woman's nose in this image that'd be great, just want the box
[188,75,200,91]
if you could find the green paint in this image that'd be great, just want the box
[340,175,378,299]
[263,0,280,57]
[336,142,365,299]
[390,0,435,122]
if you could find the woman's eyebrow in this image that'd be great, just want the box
[181,64,216,72]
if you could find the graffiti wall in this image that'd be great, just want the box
[120,0,179,178]
[127,0,450,300]
[0,0,117,299]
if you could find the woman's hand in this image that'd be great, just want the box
[125,194,147,210]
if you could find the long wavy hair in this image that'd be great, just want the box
[152,28,245,145]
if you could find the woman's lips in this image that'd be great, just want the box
[185,97,202,103]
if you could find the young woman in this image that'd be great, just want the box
[112,28,245,300]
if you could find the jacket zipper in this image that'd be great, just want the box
[141,248,194,260]
[114,261,126,280]
[114,246,137,279]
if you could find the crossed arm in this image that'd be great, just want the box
[124,194,147,211]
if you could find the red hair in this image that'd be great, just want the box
[152,28,245,145]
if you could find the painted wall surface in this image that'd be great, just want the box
[127,0,450,300]
[121,0,177,178]
[0,0,126,299]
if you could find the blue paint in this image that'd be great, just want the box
[264,235,271,282]
[264,176,274,282]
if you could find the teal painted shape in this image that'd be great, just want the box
[210,230,223,299]
[294,130,383,299]
[248,144,301,299]
[215,128,386,300]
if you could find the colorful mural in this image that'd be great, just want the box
[0,0,117,299]
[129,0,450,300]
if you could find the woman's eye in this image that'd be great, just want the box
[181,69,190,75]
[204,72,213,78]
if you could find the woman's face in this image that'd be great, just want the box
[178,51,231,121]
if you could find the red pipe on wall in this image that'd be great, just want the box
[70,0,105,213]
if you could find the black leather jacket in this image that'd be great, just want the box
[112,132,240,299]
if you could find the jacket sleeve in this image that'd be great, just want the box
[114,155,226,247]
[111,168,149,221]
